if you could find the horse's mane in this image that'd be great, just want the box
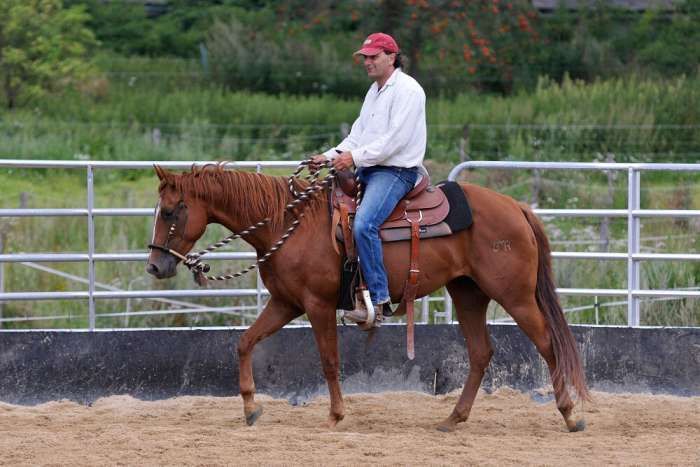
[159,164,324,231]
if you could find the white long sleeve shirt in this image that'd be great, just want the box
[323,68,427,172]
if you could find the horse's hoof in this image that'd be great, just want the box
[324,418,339,429]
[436,419,457,433]
[569,419,586,432]
[324,412,344,429]
[245,405,263,426]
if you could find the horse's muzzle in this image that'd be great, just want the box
[146,261,177,279]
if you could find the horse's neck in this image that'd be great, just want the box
[212,179,328,254]
[205,173,300,252]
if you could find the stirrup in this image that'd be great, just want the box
[340,289,377,329]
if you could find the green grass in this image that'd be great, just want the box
[2,69,698,165]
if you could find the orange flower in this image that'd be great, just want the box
[481,46,491,57]
[468,66,477,75]
[518,14,529,31]
[463,45,473,61]
[431,19,448,34]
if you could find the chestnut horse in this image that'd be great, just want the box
[146,164,589,432]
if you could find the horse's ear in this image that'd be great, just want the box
[154,164,168,181]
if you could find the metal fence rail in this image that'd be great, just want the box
[449,161,700,326]
[0,159,698,329]
[0,159,288,330]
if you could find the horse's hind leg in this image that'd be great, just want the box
[437,277,492,433]
[237,297,302,426]
[504,298,584,432]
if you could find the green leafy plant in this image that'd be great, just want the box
[0,0,97,108]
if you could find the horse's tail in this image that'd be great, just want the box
[520,203,591,401]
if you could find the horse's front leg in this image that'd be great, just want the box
[237,297,302,426]
[306,301,345,428]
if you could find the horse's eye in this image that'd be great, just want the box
[161,209,174,219]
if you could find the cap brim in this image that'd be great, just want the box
[353,46,384,56]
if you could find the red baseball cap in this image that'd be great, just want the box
[354,32,399,56]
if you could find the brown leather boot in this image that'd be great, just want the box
[342,302,384,330]
[381,302,394,317]
[342,306,369,324]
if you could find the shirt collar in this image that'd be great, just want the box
[376,68,401,94]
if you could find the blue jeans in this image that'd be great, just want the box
[354,166,419,305]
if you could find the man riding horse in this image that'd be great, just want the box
[312,32,427,326]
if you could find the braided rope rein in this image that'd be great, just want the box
[183,160,337,284]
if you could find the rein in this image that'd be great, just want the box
[149,160,337,286]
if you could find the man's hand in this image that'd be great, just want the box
[308,154,328,172]
[332,151,354,171]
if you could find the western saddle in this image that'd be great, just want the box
[330,169,451,360]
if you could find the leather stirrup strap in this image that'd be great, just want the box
[402,218,421,360]
[339,203,356,259]
[330,208,341,256]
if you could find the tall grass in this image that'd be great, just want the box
[2,67,698,164]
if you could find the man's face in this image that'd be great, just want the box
[363,51,395,82]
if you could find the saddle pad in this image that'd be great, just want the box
[437,181,473,233]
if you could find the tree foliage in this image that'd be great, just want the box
[66,0,265,57]
[270,0,543,92]
[26,0,700,97]
[0,0,97,108]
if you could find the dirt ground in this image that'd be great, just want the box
[0,388,698,466]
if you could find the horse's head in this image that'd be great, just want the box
[146,165,208,279]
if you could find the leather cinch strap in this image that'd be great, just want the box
[400,215,421,360]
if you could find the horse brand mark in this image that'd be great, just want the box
[492,240,512,252]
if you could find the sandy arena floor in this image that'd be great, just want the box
[0,389,698,466]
